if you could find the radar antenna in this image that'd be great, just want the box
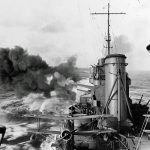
[91,3,125,55]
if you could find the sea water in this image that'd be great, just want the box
[129,71,150,103]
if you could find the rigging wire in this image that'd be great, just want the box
[89,8,105,57]
[89,8,99,56]
[88,4,100,60]
[89,4,108,57]
[110,22,117,54]
[90,0,108,56]
[101,3,109,54]
[92,15,105,45]
[107,1,127,54]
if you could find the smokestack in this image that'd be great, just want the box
[104,54,127,122]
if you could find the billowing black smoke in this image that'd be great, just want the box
[55,56,80,82]
[49,56,80,100]
[0,46,80,98]
[0,46,52,97]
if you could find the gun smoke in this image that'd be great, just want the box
[111,35,133,54]
[0,46,80,98]
[111,35,134,70]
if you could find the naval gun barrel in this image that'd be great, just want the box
[146,99,150,106]
[138,95,143,105]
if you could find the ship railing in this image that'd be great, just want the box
[135,114,150,150]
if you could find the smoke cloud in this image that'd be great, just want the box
[48,56,80,100]
[110,35,135,70]
[0,46,80,98]
[111,35,133,54]
[55,56,80,82]
[41,21,66,33]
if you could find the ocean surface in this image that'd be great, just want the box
[129,71,150,103]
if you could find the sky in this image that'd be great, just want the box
[0,0,149,70]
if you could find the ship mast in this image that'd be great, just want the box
[91,3,125,55]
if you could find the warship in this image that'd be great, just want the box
[1,2,150,150]
[34,3,149,150]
